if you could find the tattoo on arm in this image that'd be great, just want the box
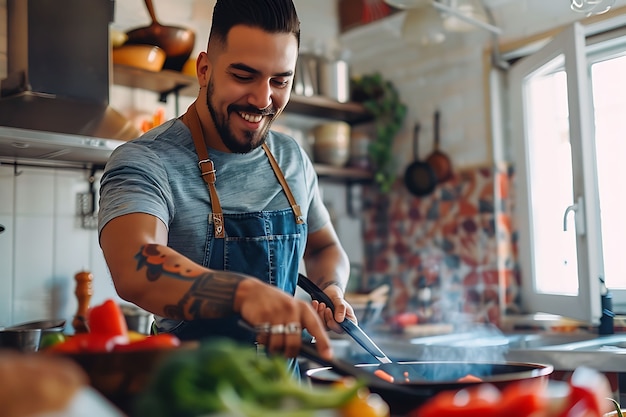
[134,244,246,320]
[164,272,245,320]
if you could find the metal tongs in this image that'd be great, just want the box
[297,273,392,364]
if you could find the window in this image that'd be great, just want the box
[505,20,626,324]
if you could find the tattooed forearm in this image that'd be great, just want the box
[163,271,246,320]
[135,244,202,282]
[134,244,247,320]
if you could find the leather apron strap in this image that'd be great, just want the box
[182,102,225,238]
[262,143,304,225]
[181,102,304,239]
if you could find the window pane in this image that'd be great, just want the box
[525,69,579,295]
[592,54,626,290]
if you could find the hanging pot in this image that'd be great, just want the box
[425,110,454,183]
[404,122,437,197]
[125,0,196,72]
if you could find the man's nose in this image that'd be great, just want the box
[249,80,272,110]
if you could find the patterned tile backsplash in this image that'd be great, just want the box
[360,163,520,327]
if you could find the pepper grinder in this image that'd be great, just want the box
[72,270,93,333]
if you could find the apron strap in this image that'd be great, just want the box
[181,101,305,236]
[262,143,305,225]
[181,102,225,238]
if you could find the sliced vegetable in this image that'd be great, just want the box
[134,338,369,417]
[113,333,180,352]
[87,298,129,339]
[457,374,483,383]
[341,390,390,417]
[412,367,614,417]
[39,332,66,350]
[413,383,501,417]
[46,333,126,353]
[373,369,394,383]
[497,379,547,417]
[564,366,614,417]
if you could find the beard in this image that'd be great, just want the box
[205,80,277,154]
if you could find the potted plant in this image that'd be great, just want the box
[351,72,407,193]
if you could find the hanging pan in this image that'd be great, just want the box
[425,110,454,183]
[125,0,196,72]
[404,122,437,197]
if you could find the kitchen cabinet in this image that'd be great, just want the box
[112,64,374,183]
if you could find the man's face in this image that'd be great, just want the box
[205,25,298,153]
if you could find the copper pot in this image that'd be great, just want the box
[125,0,196,72]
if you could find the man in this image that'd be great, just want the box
[98,0,355,362]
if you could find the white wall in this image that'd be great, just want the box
[0,165,122,328]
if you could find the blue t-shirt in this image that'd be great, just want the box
[98,118,330,267]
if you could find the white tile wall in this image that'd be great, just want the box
[0,165,122,328]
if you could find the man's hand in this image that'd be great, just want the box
[234,278,333,360]
[311,284,358,333]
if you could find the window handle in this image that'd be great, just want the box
[563,196,586,235]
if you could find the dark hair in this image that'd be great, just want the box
[209,0,301,48]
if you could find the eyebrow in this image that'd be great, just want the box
[229,62,293,77]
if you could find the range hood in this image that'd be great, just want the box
[0,0,140,165]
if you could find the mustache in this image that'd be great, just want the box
[228,104,275,117]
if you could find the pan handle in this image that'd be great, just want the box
[297,274,392,364]
[413,123,421,160]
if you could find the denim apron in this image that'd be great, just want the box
[171,103,307,365]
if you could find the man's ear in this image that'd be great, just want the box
[196,52,211,87]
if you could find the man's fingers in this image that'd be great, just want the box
[301,307,332,360]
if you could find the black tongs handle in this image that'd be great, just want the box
[297,273,392,364]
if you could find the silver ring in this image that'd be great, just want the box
[284,322,302,334]
[254,322,271,333]
[270,324,285,334]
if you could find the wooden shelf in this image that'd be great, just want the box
[112,64,374,184]
[112,64,373,124]
[314,164,373,182]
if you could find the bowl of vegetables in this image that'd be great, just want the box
[40,299,186,414]
[133,338,390,417]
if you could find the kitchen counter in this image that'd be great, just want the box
[329,326,626,373]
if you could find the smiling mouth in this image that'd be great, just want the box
[239,112,263,123]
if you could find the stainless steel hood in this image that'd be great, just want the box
[0,0,140,165]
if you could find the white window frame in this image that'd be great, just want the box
[506,22,606,324]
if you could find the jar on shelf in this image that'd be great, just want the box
[312,121,351,167]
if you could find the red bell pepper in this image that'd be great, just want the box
[87,298,129,339]
[46,333,127,353]
[496,379,548,417]
[113,333,181,352]
[413,383,501,417]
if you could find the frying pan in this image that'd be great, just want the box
[425,110,454,183]
[404,122,437,197]
[125,0,196,72]
[297,274,553,415]
[305,358,552,415]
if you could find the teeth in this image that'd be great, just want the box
[240,112,262,123]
